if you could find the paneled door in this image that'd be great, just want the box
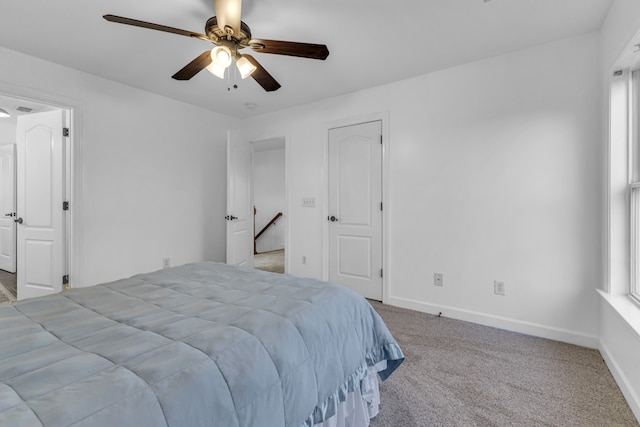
[226,130,253,267]
[0,144,16,273]
[328,121,382,300]
[16,110,66,300]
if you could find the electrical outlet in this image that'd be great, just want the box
[163,258,171,269]
[434,273,443,287]
[494,280,505,296]
[302,256,307,265]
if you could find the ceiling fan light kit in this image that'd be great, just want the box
[206,45,234,79]
[205,45,256,80]
[103,0,329,92]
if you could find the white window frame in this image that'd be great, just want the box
[630,184,640,302]
[629,70,640,303]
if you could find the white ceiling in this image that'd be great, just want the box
[0,0,614,118]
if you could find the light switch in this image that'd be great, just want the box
[302,197,316,207]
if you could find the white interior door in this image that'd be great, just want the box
[226,130,253,267]
[0,144,16,273]
[16,110,66,300]
[329,121,383,300]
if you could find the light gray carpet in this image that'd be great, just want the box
[369,301,639,427]
[254,249,285,274]
[0,270,16,297]
[0,282,16,304]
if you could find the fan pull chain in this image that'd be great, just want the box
[228,62,238,91]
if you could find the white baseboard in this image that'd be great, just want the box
[599,340,640,422]
[386,296,600,349]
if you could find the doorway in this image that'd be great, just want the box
[252,138,286,274]
[0,93,70,301]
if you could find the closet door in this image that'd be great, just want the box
[328,120,382,300]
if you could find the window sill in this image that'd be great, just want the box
[597,290,640,340]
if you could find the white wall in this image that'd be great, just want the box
[241,32,602,345]
[0,115,16,145]
[601,0,640,71]
[253,146,286,253]
[0,46,237,286]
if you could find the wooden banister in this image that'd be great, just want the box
[254,212,283,254]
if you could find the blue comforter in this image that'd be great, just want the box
[0,262,403,427]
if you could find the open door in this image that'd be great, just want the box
[16,110,66,300]
[0,144,16,273]
[226,130,253,267]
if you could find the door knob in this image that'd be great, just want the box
[14,217,23,224]
[230,215,238,220]
[4,213,14,217]
[328,215,338,222]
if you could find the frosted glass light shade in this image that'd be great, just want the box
[236,56,257,79]
[207,46,233,79]
[0,108,9,118]
[206,63,226,79]
[211,46,232,68]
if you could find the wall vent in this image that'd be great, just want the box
[16,106,33,113]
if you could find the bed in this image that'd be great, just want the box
[0,262,404,427]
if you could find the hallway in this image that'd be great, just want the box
[0,270,16,303]
[254,249,284,274]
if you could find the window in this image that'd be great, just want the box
[630,70,640,302]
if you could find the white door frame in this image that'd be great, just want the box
[0,84,83,289]
[323,112,390,303]
[0,144,16,273]
[249,134,290,273]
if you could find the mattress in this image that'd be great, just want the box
[0,262,404,427]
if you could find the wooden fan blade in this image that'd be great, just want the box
[243,54,281,92]
[172,51,212,80]
[213,0,242,37]
[103,15,209,41]
[249,39,329,60]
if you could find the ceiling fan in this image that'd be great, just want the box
[103,0,329,92]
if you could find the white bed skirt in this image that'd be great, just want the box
[313,361,386,427]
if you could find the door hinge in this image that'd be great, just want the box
[380,269,383,278]
[62,275,69,289]
[380,135,383,144]
[63,128,70,137]
[62,201,69,211]
[380,202,383,211]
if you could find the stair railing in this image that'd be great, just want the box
[254,211,283,254]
